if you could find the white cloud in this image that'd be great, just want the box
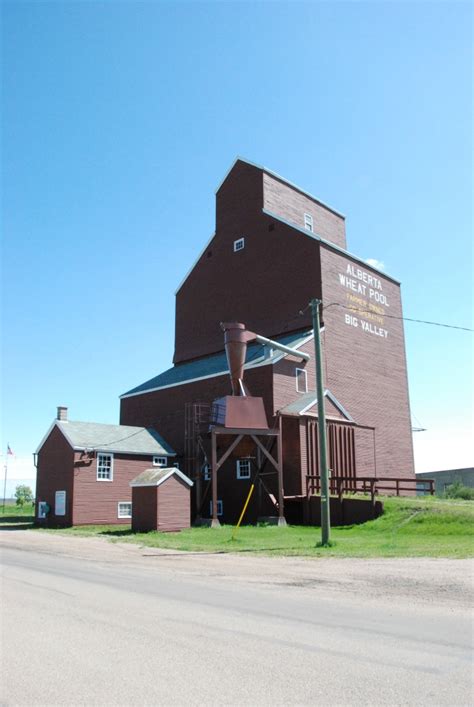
[365,258,385,271]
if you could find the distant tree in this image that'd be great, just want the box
[15,485,34,507]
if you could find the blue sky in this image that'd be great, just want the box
[1,0,472,485]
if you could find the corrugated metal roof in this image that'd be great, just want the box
[56,420,175,455]
[121,330,312,398]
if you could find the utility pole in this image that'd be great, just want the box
[310,299,331,545]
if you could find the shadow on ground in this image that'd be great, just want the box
[0,514,35,531]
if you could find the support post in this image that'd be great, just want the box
[194,437,202,525]
[310,298,331,546]
[277,415,286,526]
[210,429,220,528]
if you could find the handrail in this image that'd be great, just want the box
[306,475,435,503]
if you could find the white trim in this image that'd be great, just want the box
[325,389,355,422]
[210,499,223,516]
[153,456,168,467]
[304,213,313,232]
[37,501,49,519]
[295,368,308,394]
[298,389,355,422]
[35,420,76,455]
[120,332,316,400]
[233,237,245,252]
[215,157,345,217]
[236,459,251,480]
[78,446,174,456]
[55,490,66,516]
[262,208,401,284]
[35,422,58,454]
[117,501,132,519]
[97,452,113,481]
[130,468,194,488]
[175,232,216,294]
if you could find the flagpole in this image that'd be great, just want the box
[2,445,9,513]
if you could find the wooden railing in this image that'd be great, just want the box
[306,475,435,504]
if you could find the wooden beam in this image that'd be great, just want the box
[250,435,279,470]
[215,434,243,470]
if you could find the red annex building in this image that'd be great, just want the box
[120,158,415,525]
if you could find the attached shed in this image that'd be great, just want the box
[130,467,193,532]
[35,407,176,526]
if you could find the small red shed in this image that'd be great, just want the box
[130,467,193,532]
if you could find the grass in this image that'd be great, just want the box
[0,502,35,528]
[25,495,474,558]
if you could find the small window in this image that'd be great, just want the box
[210,500,223,516]
[153,456,167,467]
[236,459,251,480]
[296,368,308,393]
[97,453,113,481]
[233,237,245,252]
[118,502,132,519]
[203,463,211,481]
[304,213,313,232]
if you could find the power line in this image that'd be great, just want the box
[322,302,473,332]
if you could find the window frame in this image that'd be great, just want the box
[97,453,114,481]
[55,490,66,516]
[304,213,314,232]
[236,459,251,480]
[296,367,308,394]
[153,456,168,467]
[117,501,132,519]
[210,499,223,516]
[37,501,49,519]
[202,463,211,481]
[233,237,245,252]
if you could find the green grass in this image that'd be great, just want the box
[0,501,35,527]
[30,496,474,558]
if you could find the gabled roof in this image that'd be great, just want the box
[176,157,399,294]
[215,157,345,218]
[130,467,193,488]
[121,330,313,399]
[279,389,355,422]
[262,208,400,285]
[37,420,176,456]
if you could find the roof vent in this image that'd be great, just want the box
[57,406,68,422]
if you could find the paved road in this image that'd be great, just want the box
[1,531,472,706]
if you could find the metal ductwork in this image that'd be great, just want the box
[221,322,254,396]
[221,321,310,397]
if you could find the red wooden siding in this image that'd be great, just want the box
[132,487,158,532]
[174,163,322,364]
[157,476,191,531]
[263,172,347,249]
[121,364,275,456]
[320,245,415,480]
[36,426,74,526]
[73,453,157,526]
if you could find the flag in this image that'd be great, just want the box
[7,445,13,455]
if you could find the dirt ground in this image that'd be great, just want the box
[2,529,472,613]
